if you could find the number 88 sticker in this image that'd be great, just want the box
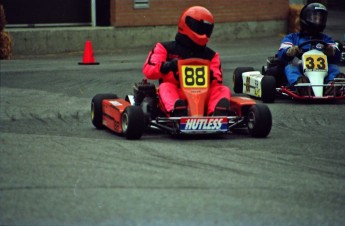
[181,65,209,88]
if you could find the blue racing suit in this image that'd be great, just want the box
[277,32,341,85]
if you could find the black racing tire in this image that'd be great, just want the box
[261,75,276,103]
[233,67,255,93]
[122,106,145,140]
[261,65,267,75]
[91,93,118,129]
[246,104,272,138]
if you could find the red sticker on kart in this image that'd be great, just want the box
[181,65,209,88]
[179,117,228,132]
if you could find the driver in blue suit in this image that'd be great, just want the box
[276,3,344,95]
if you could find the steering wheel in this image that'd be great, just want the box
[298,39,328,50]
[293,39,328,59]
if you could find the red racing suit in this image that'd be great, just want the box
[142,34,231,115]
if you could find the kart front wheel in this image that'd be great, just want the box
[246,104,272,138]
[91,93,118,129]
[122,106,145,140]
[233,67,255,93]
[261,75,276,103]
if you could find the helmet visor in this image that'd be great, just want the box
[185,16,214,37]
[306,11,327,26]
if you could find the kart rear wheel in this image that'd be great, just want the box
[261,75,276,103]
[233,67,255,93]
[91,93,118,129]
[122,106,145,140]
[246,104,272,138]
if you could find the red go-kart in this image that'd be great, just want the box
[91,58,272,139]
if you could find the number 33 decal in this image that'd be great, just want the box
[303,54,328,71]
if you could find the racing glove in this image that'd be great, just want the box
[160,59,178,74]
[286,46,301,57]
[323,45,335,56]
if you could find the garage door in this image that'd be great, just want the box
[2,0,109,27]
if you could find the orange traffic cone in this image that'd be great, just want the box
[78,40,99,65]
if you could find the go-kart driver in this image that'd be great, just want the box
[276,3,344,95]
[142,6,231,117]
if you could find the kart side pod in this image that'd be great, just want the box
[91,93,145,140]
[233,67,276,103]
[101,98,131,134]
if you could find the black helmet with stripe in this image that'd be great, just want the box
[300,3,328,34]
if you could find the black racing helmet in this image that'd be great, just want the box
[300,3,328,34]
